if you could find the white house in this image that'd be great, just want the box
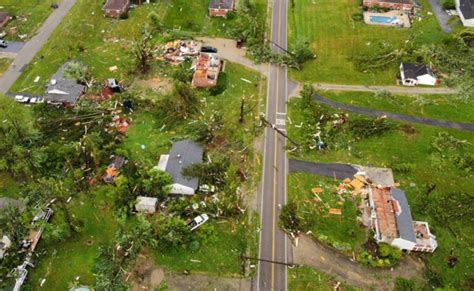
[456,0,474,27]
[135,196,158,214]
[399,62,438,86]
[155,140,204,195]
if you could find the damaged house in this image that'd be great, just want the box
[103,0,130,18]
[366,186,438,252]
[191,52,222,88]
[209,0,236,17]
[399,62,438,86]
[363,0,415,11]
[45,62,87,106]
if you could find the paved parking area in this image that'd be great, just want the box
[0,41,25,53]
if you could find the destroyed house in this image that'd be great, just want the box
[46,63,87,105]
[368,187,437,252]
[156,140,204,195]
[0,12,10,28]
[103,0,130,17]
[191,53,222,88]
[209,0,235,17]
[363,0,415,11]
[400,62,437,86]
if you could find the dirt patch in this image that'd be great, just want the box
[133,76,174,94]
[293,235,426,290]
[130,254,164,291]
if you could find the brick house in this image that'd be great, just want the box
[209,0,235,17]
[363,0,415,11]
[103,0,130,18]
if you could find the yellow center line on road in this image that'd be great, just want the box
[271,0,284,289]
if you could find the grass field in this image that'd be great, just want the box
[10,0,168,94]
[0,173,21,198]
[287,97,474,288]
[321,90,474,123]
[26,187,117,290]
[288,0,447,85]
[0,0,60,40]
[288,173,366,252]
[289,266,358,291]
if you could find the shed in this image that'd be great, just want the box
[135,196,158,214]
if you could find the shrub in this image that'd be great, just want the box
[352,13,363,21]
[442,0,455,9]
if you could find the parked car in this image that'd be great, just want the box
[51,3,59,9]
[187,214,209,231]
[0,40,8,48]
[15,95,30,103]
[200,46,218,54]
[29,97,44,104]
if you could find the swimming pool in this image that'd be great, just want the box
[369,15,398,24]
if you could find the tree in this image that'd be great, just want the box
[63,62,91,86]
[141,168,172,199]
[279,201,301,235]
[291,38,315,65]
[0,95,44,178]
[154,216,192,250]
[132,26,154,74]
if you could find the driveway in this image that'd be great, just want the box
[293,235,426,290]
[427,0,453,33]
[0,0,77,94]
[313,94,474,131]
[0,41,25,53]
[289,159,358,179]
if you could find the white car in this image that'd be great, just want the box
[188,214,209,231]
[15,95,30,103]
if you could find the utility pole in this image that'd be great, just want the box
[241,255,297,267]
[260,115,299,147]
[265,38,293,56]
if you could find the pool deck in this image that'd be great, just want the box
[364,11,411,28]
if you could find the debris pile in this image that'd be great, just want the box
[159,40,200,64]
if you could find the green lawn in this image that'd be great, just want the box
[289,266,359,291]
[10,0,168,94]
[0,58,12,77]
[0,0,60,40]
[26,186,117,290]
[288,173,366,252]
[162,0,209,32]
[0,173,22,198]
[154,220,253,275]
[288,0,447,85]
[287,97,474,288]
[321,90,474,123]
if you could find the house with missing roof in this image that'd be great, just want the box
[103,0,130,17]
[45,62,87,106]
[399,62,438,86]
[156,140,204,195]
[367,186,438,252]
[456,0,474,27]
[209,0,235,17]
[191,52,222,88]
[363,0,415,11]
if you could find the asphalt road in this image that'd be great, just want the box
[313,94,474,131]
[0,0,77,94]
[288,159,358,179]
[257,0,289,289]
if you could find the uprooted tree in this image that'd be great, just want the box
[132,26,154,74]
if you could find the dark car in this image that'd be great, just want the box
[0,40,8,48]
[200,46,218,54]
[51,3,59,9]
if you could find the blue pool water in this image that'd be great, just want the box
[369,15,398,24]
